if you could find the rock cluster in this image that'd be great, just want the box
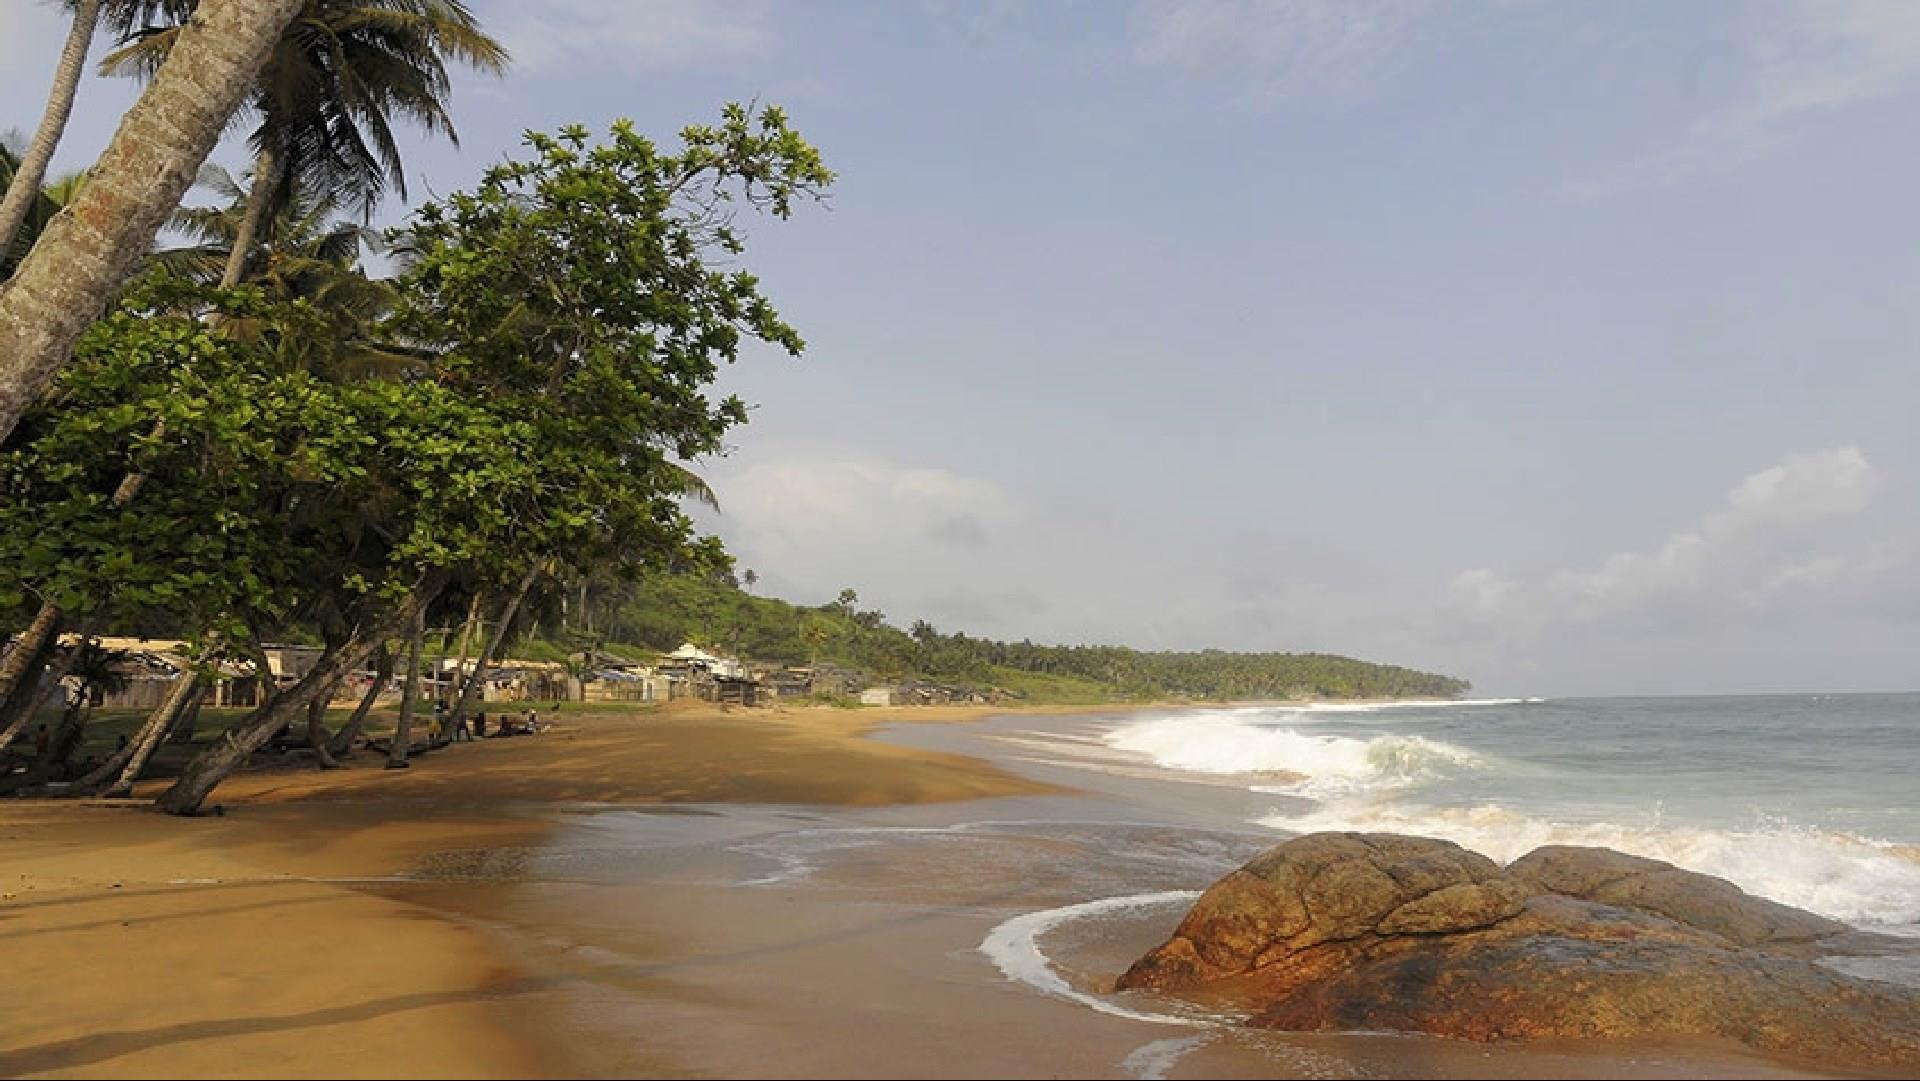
[1117,833,1920,1066]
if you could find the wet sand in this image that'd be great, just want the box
[0,701,1898,1078]
[0,700,1064,1078]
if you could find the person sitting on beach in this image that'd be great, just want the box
[473,712,487,738]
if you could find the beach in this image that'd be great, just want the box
[1,699,1909,1079]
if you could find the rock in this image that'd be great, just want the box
[1506,845,1846,947]
[1117,832,1920,1068]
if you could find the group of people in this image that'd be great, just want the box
[424,699,543,745]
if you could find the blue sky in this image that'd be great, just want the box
[4,1,1917,695]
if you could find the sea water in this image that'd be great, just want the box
[1101,694,1920,932]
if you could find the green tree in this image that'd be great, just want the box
[159,108,829,813]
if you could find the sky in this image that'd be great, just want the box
[3,0,1917,696]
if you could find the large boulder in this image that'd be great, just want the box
[1117,833,1920,1068]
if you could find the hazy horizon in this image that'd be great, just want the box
[5,1,1916,697]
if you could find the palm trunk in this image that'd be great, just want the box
[388,604,427,769]
[0,0,304,444]
[330,643,391,757]
[244,635,281,708]
[156,572,446,816]
[450,562,539,727]
[0,604,63,750]
[78,670,199,795]
[306,670,343,769]
[218,146,278,288]
[167,679,205,743]
[0,0,99,262]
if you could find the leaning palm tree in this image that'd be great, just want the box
[0,0,101,262]
[0,142,86,280]
[0,2,192,263]
[103,0,508,288]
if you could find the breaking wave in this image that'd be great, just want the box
[1264,801,1920,930]
[1105,713,1483,798]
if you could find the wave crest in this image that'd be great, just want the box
[1105,714,1482,797]
[1264,802,1920,929]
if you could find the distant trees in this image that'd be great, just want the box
[603,572,1471,701]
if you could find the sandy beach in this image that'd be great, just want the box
[0,701,1895,1079]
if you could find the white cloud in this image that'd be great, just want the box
[1130,0,1440,96]
[700,456,1019,608]
[1563,2,1920,198]
[492,0,772,73]
[1450,446,1895,628]
[1725,444,1874,519]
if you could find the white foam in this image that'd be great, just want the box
[1264,801,1920,929]
[1119,1034,1214,1079]
[979,891,1211,1026]
[1241,697,1535,715]
[1105,714,1482,798]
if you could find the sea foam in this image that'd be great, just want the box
[978,891,1208,1026]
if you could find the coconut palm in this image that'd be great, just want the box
[159,163,419,378]
[103,0,508,288]
[0,0,101,262]
[0,3,199,259]
[0,0,305,445]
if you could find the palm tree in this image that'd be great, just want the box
[0,0,101,262]
[0,142,86,280]
[0,2,192,264]
[103,0,508,289]
[0,0,305,445]
[160,164,419,378]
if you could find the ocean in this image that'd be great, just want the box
[1098,693,1920,933]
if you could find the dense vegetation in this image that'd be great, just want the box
[589,572,1470,703]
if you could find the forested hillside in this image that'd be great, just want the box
[589,572,1469,703]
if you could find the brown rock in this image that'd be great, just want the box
[1117,832,1920,1069]
[1507,844,1846,946]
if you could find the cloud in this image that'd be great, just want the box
[1562,2,1920,198]
[699,456,1018,605]
[1448,446,1900,630]
[491,0,772,72]
[1130,0,1441,96]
